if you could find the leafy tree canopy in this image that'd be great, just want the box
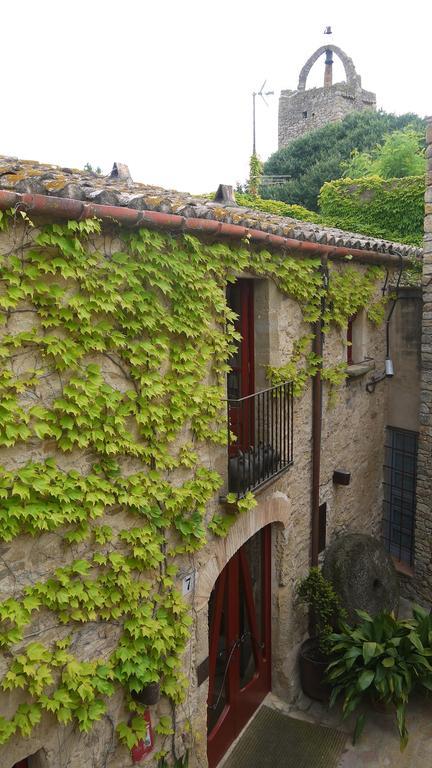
[262,110,426,210]
[341,128,426,180]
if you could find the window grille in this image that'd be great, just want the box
[383,427,418,566]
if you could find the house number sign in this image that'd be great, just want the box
[182,571,195,596]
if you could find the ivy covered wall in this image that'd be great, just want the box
[0,210,395,766]
[319,176,425,245]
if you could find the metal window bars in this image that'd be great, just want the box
[382,427,418,567]
[227,382,294,498]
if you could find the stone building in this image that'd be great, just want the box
[278,44,376,149]
[0,158,422,768]
[413,117,432,602]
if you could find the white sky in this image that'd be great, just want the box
[2,0,430,194]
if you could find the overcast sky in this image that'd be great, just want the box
[2,0,430,193]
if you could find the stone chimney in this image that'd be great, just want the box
[414,116,432,602]
[324,48,333,88]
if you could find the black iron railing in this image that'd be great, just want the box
[227,382,294,498]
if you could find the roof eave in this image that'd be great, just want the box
[0,189,413,268]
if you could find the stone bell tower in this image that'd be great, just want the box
[278,33,376,148]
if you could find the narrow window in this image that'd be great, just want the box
[347,310,367,365]
[302,110,308,118]
[383,427,418,566]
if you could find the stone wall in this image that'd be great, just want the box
[387,287,422,434]
[0,224,398,768]
[278,83,376,148]
[413,117,432,605]
[278,44,376,149]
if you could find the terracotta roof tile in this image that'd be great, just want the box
[0,156,423,259]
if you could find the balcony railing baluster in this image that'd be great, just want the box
[227,382,294,498]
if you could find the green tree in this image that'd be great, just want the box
[374,128,425,178]
[342,128,426,179]
[262,111,425,210]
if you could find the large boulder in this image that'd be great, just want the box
[322,533,399,623]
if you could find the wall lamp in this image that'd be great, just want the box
[366,358,394,394]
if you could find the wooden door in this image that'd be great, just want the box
[207,526,271,768]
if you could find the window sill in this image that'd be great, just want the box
[346,360,375,379]
[392,557,414,578]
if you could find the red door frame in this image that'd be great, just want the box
[239,280,255,400]
[228,280,255,454]
[207,526,271,768]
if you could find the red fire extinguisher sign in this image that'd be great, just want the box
[131,709,154,763]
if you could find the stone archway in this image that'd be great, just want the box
[297,44,360,91]
[189,492,294,767]
[195,491,290,612]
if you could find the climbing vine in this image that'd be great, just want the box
[235,193,320,224]
[268,262,386,397]
[319,175,424,245]
[248,154,263,197]
[0,210,389,757]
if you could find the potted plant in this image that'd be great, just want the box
[130,679,161,706]
[325,608,432,749]
[296,567,345,701]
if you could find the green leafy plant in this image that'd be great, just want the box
[341,128,426,180]
[262,109,425,211]
[326,609,432,749]
[248,154,263,197]
[235,193,320,223]
[319,175,424,245]
[296,568,345,655]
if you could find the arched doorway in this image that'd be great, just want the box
[207,525,272,767]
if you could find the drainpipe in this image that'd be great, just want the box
[311,255,328,567]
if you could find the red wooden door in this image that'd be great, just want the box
[13,761,29,768]
[227,280,255,453]
[207,526,271,768]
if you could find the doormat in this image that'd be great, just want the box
[221,706,347,768]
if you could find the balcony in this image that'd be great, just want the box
[226,382,294,499]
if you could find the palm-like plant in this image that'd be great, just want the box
[326,609,432,750]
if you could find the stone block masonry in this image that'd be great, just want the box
[413,117,432,605]
[278,44,376,149]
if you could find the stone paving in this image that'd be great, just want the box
[266,689,432,768]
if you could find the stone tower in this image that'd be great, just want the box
[278,44,376,148]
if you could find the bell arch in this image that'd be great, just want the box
[297,44,360,91]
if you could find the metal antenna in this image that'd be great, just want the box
[252,81,274,155]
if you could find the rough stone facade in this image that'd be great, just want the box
[278,44,376,149]
[0,158,422,768]
[413,117,432,604]
[0,224,401,768]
